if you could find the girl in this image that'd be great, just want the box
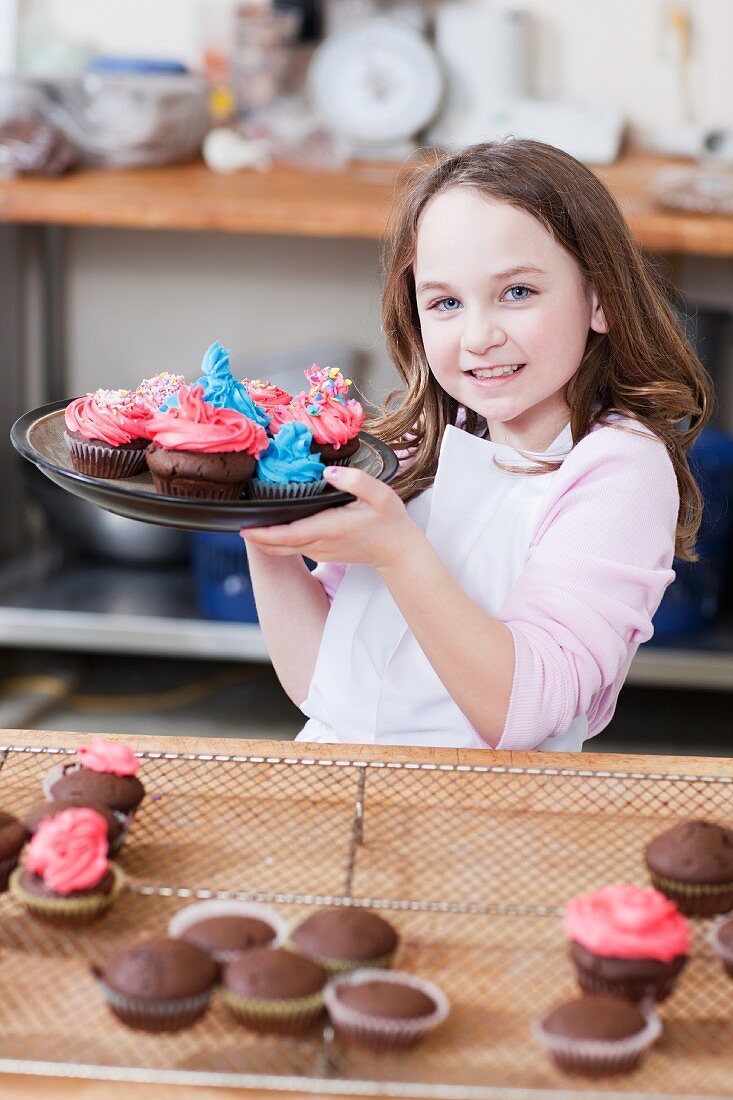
[243,139,712,751]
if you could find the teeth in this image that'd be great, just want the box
[472,365,522,378]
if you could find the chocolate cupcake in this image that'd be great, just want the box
[249,421,326,499]
[64,388,153,478]
[219,946,327,1035]
[532,995,661,1077]
[289,908,399,974]
[44,737,145,822]
[95,936,218,1032]
[145,384,268,500]
[168,900,288,965]
[564,885,689,1002]
[324,970,449,1051]
[10,807,124,924]
[645,820,733,917]
[23,799,124,856]
[275,365,364,465]
[0,811,27,892]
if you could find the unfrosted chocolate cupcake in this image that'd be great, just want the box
[533,995,661,1077]
[45,762,145,817]
[708,917,733,978]
[168,900,287,965]
[289,908,399,973]
[645,820,733,916]
[220,946,327,1035]
[95,937,218,1032]
[324,970,449,1051]
[24,799,124,856]
[0,811,27,891]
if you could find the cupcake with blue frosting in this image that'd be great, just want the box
[250,421,326,499]
[162,341,269,429]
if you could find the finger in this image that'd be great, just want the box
[323,465,391,508]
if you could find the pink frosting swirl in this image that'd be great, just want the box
[25,808,109,894]
[564,884,689,962]
[145,385,269,456]
[243,378,293,411]
[65,389,154,445]
[278,391,364,448]
[77,736,139,776]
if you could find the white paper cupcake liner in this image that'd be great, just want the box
[532,1006,662,1077]
[97,980,212,1032]
[168,899,289,964]
[64,432,147,478]
[708,918,733,974]
[324,969,450,1050]
[249,479,326,500]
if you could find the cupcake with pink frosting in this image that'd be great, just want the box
[44,736,146,824]
[275,365,364,463]
[134,371,186,411]
[564,884,689,1003]
[9,807,124,924]
[243,378,293,425]
[64,387,154,478]
[145,384,268,500]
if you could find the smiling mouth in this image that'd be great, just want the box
[469,364,525,379]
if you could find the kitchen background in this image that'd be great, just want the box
[0,0,732,751]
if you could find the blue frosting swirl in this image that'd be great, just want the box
[255,422,325,484]
[161,341,269,428]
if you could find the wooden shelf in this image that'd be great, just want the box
[0,152,731,253]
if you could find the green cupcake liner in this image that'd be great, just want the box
[9,863,124,923]
[219,986,325,1034]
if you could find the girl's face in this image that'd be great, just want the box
[414,186,607,452]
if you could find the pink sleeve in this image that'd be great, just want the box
[493,424,678,751]
[311,561,348,603]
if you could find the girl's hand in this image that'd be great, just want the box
[242,465,417,573]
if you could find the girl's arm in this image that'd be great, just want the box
[243,542,331,706]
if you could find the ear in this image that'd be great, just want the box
[589,289,608,334]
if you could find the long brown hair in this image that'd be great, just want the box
[370,139,713,561]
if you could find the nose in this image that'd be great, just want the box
[460,315,507,356]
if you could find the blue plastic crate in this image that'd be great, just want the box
[651,427,733,640]
[190,532,258,623]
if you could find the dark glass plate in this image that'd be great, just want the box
[11,401,399,531]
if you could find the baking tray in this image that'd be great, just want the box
[10,402,399,531]
[1,743,733,1098]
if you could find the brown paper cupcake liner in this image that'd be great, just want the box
[0,853,20,893]
[148,474,245,500]
[324,969,450,1051]
[97,980,212,1033]
[64,433,147,478]
[218,987,325,1035]
[249,478,326,500]
[9,863,124,924]
[532,1007,662,1078]
[574,962,685,1003]
[167,899,289,965]
[649,872,733,917]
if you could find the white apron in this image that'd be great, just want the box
[298,423,587,751]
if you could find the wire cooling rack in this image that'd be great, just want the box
[1,742,733,1099]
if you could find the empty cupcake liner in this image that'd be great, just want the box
[0,853,21,893]
[532,1007,662,1078]
[218,986,325,1035]
[9,862,125,924]
[97,979,213,1033]
[64,433,147,478]
[324,969,450,1051]
[167,899,289,964]
[649,871,733,917]
[249,479,326,500]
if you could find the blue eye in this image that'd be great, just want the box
[433,297,461,312]
[505,285,532,302]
